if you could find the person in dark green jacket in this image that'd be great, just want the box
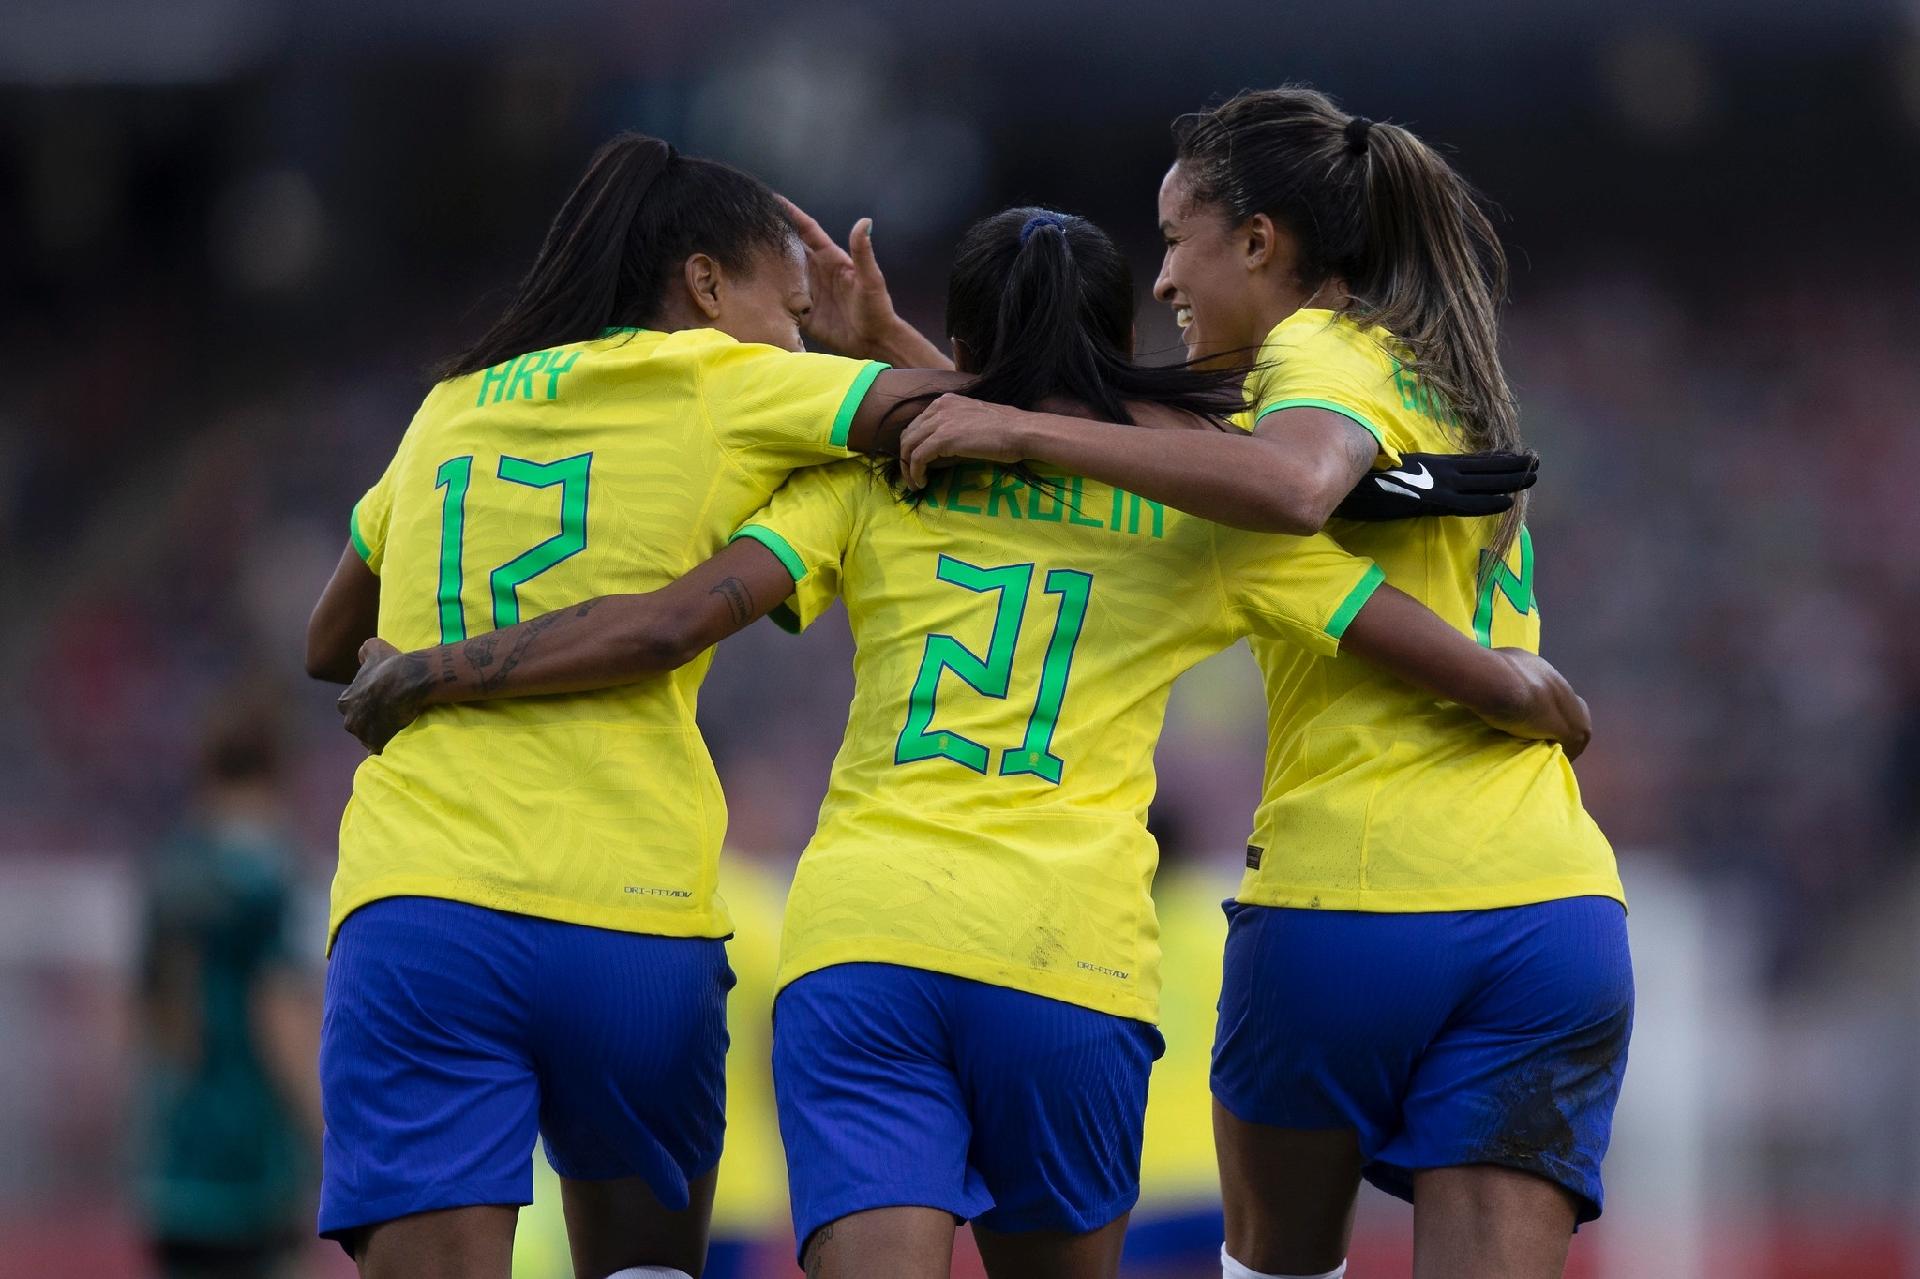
[134,695,321,1279]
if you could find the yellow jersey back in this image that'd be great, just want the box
[733,458,1382,1022]
[1240,309,1622,912]
[333,327,885,946]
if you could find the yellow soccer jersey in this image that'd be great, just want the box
[731,458,1382,1023]
[332,327,886,947]
[1239,308,1622,912]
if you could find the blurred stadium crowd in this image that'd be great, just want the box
[3,1,1918,1275]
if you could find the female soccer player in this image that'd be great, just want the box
[894,90,1630,1279]
[336,206,1589,1279]
[300,133,974,1279]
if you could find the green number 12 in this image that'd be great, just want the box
[432,452,592,643]
[894,554,1092,784]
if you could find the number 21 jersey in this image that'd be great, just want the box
[734,459,1382,1023]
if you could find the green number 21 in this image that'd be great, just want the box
[432,452,592,643]
[895,554,1092,785]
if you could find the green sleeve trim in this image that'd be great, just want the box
[1325,563,1386,641]
[729,524,808,584]
[348,502,374,566]
[828,360,890,449]
[1254,397,1387,451]
[766,602,803,634]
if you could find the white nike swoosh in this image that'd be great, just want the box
[1375,479,1421,499]
[1381,463,1434,490]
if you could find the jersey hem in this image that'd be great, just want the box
[325,879,732,954]
[828,360,890,448]
[1232,874,1627,914]
[776,938,1158,1024]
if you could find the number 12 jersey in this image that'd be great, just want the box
[333,327,885,949]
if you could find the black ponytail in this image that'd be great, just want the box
[881,207,1245,494]
[951,207,1243,425]
[437,132,794,381]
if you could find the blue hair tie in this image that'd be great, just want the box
[1019,214,1066,245]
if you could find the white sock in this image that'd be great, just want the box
[1221,1243,1347,1279]
[603,1269,693,1279]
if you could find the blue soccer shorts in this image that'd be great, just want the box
[318,896,733,1242]
[771,962,1164,1256]
[1211,896,1632,1223]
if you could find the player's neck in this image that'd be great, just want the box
[1254,275,1353,338]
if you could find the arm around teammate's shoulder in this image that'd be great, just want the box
[838,368,971,456]
[895,397,1376,534]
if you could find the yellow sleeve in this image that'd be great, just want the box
[728,460,866,633]
[700,340,889,466]
[1247,315,1408,465]
[348,453,400,576]
[1211,523,1383,657]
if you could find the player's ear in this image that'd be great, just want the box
[1243,213,1279,272]
[683,253,724,321]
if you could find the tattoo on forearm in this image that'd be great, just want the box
[476,607,569,693]
[710,577,754,626]
[461,632,499,671]
[425,599,612,697]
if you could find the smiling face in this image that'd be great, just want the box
[1154,163,1262,368]
[1152,162,1331,370]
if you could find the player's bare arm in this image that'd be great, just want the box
[341,556,1589,764]
[900,398,1386,532]
[1340,585,1592,758]
[841,368,971,456]
[336,538,795,752]
[306,544,381,684]
[803,207,1532,514]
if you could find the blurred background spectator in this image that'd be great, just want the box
[131,692,319,1279]
[2,0,1917,1275]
